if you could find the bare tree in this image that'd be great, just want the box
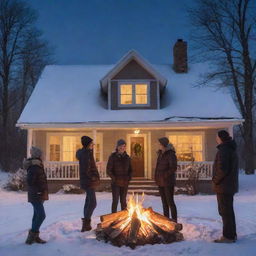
[17,29,53,112]
[189,0,256,174]
[0,0,53,171]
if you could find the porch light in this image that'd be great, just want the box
[134,129,140,134]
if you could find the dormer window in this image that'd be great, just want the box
[119,82,150,107]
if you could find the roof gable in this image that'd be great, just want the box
[100,50,167,92]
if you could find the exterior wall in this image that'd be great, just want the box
[205,129,219,161]
[102,130,130,161]
[112,60,155,80]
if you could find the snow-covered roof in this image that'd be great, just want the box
[17,60,242,125]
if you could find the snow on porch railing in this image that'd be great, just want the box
[44,161,213,181]
[176,161,213,180]
[44,161,108,180]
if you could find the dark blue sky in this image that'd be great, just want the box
[27,0,192,64]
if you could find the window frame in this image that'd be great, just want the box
[46,132,103,162]
[117,80,151,108]
[165,131,206,162]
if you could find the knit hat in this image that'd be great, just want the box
[218,130,232,143]
[81,136,93,148]
[30,146,42,159]
[116,139,126,147]
[158,137,169,147]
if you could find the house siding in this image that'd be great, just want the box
[112,60,155,80]
[33,131,47,160]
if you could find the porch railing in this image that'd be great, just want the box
[44,161,213,181]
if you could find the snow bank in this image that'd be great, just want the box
[0,174,255,256]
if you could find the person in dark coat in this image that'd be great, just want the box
[155,137,178,222]
[76,136,100,232]
[213,130,239,243]
[107,139,132,213]
[24,146,48,245]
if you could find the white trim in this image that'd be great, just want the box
[127,133,149,178]
[17,119,244,130]
[27,129,33,158]
[117,81,151,108]
[166,131,206,161]
[148,131,152,179]
[228,125,234,138]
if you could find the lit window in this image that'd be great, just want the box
[168,134,203,161]
[136,84,148,104]
[119,82,149,106]
[49,136,60,161]
[48,133,103,162]
[62,136,81,162]
[120,84,133,104]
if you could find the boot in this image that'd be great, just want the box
[25,230,37,245]
[35,232,47,244]
[81,218,92,232]
[214,236,235,243]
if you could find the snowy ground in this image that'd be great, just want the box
[0,172,256,256]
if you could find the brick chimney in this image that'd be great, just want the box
[173,39,188,73]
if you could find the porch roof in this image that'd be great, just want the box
[17,60,242,126]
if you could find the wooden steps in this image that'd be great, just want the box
[128,179,159,196]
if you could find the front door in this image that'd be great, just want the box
[130,136,145,177]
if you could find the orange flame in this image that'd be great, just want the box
[127,193,151,225]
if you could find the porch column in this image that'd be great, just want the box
[228,125,234,138]
[93,129,97,158]
[27,129,33,158]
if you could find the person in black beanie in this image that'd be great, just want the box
[155,137,178,222]
[213,130,239,243]
[107,139,132,213]
[76,136,100,232]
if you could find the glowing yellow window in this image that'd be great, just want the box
[135,84,148,104]
[169,134,203,161]
[49,136,61,161]
[62,136,80,162]
[120,84,133,105]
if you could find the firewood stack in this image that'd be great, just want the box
[95,194,183,249]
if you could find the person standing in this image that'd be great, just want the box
[107,139,132,213]
[155,137,178,222]
[213,130,239,243]
[24,146,48,245]
[76,136,100,232]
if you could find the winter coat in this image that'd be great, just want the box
[24,158,49,202]
[107,151,132,187]
[155,144,177,187]
[212,140,239,194]
[76,148,100,190]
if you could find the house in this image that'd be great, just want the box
[16,39,243,194]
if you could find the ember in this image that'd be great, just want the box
[95,194,183,249]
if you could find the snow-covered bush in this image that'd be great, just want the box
[5,168,26,191]
[61,184,84,194]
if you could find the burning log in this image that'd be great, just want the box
[95,194,183,248]
[128,211,141,248]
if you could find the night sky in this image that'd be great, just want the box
[26,0,192,65]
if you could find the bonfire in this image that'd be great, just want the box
[96,193,183,249]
